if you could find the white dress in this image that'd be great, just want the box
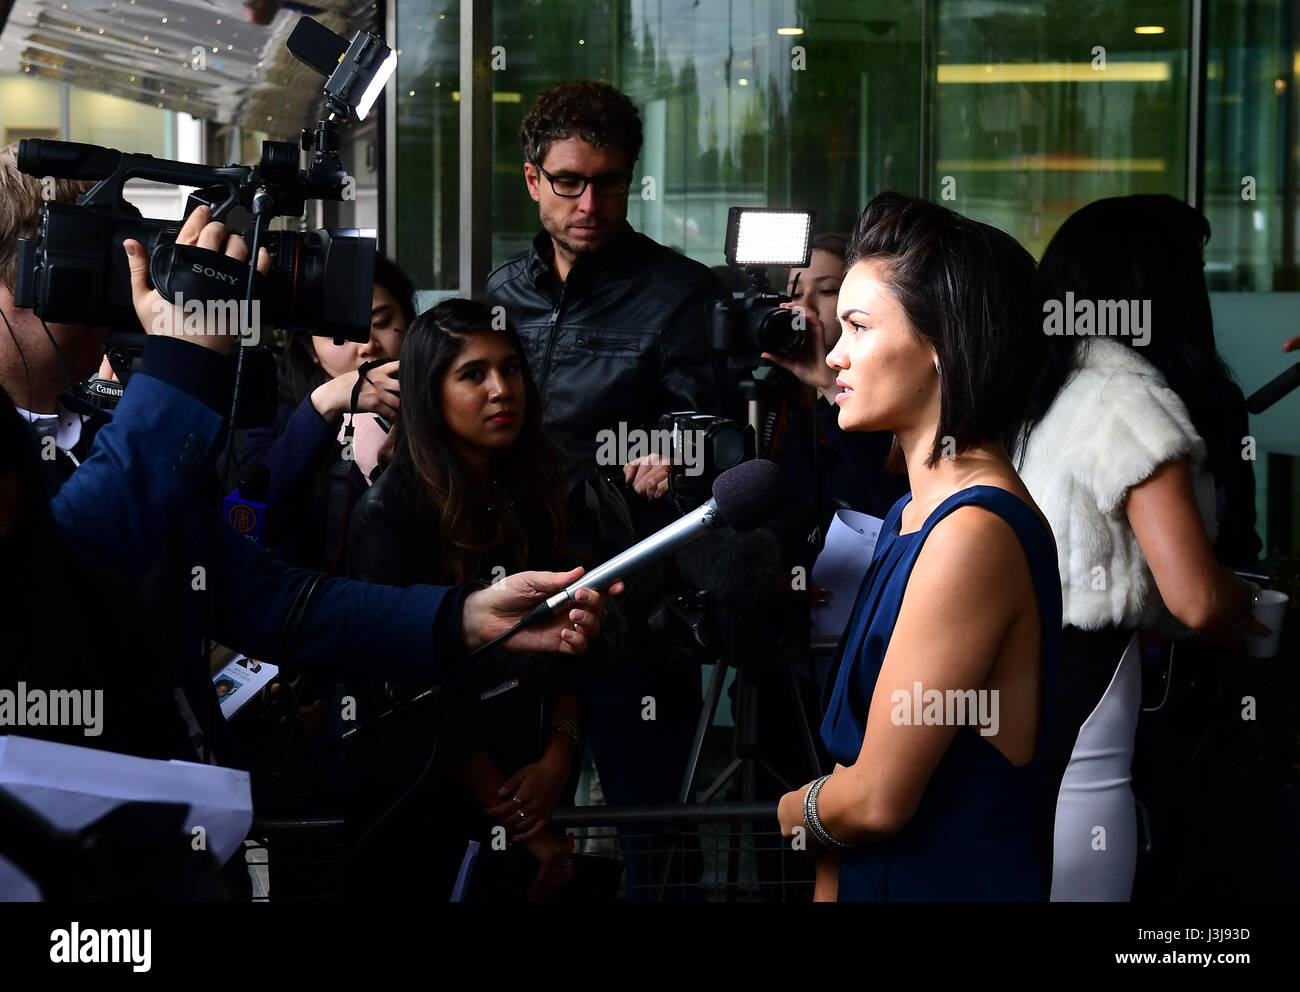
[1016,338,1217,901]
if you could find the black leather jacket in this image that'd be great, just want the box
[486,224,728,493]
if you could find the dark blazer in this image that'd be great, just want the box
[48,338,466,764]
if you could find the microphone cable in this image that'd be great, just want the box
[326,589,568,882]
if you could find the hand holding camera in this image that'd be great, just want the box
[763,300,838,401]
[122,204,271,356]
[310,359,401,422]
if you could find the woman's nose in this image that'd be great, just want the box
[827,332,848,370]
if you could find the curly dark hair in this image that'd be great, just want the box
[519,80,643,169]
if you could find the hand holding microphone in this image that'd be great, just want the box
[461,566,621,657]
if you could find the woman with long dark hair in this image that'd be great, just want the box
[1007,194,1266,901]
[776,193,1062,901]
[343,298,584,901]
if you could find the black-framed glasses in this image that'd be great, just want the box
[534,164,633,198]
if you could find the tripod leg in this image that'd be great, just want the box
[678,659,728,803]
[658,659,729,901]
[756,758,797,793]
[740,671,759,803]
[785,665,824,779]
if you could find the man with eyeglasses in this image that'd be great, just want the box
[488,82,726,889]
[488,79,726,500]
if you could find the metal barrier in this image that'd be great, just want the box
[246,803,814,903]
[552,802,814,902]
[246,817,347,902]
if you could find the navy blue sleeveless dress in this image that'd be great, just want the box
[819,486,1061,901]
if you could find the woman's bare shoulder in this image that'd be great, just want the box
[917,491,1040,591]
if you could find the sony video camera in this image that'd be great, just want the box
[12,17,397,358]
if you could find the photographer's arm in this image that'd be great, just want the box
[242,397,334,498]
[50,337,231,577]
[627,278,727,500]
[208,513,613,682]
[245,363,400,501]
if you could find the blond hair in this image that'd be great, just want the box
[0,143,93,293]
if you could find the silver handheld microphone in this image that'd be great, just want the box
[543,499,724,611]
[536,457,788,615]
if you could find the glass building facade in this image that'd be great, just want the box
[0,2,1294,550]
[388,0,1298,552]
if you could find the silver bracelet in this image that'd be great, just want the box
[803,775,851,850]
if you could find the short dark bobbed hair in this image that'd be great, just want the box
[847,192,1045,467]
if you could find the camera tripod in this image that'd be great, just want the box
[677,614,823,806]
[648,595,824,902]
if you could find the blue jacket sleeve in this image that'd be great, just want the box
[206,510,470,683]
[50,337,231,579]
[244,395,338,501]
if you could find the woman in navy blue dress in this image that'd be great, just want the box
[775,193,1061,901]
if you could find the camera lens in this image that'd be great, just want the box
[260,230,375,342]
[753,306,806,356]
[712,426,747,470]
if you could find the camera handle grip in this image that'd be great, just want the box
[149,241,263,304]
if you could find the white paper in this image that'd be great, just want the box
[810,509,884,639]
[213,654,278,719]
[0,735,253,898]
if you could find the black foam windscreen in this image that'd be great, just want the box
[710,458,787,532]
[675,525,783,604]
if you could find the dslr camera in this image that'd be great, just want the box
[710,207,815,368]
[657,410,754,507]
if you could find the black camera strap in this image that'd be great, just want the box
[321,358,393,573]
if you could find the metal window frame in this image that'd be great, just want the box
[459,0,493,298]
